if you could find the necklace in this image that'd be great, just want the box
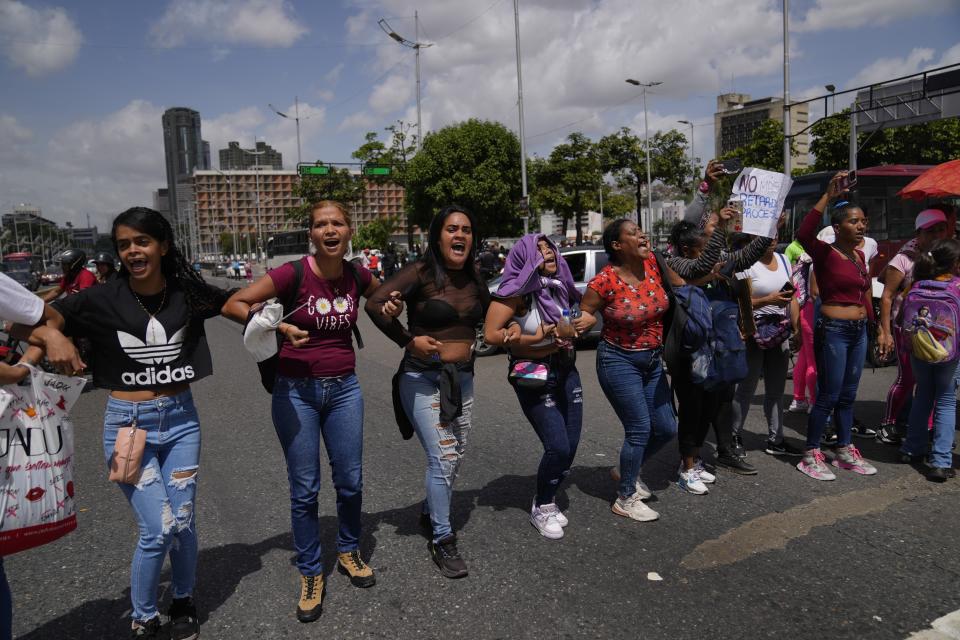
[131,283,167,318]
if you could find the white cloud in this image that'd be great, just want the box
[0,0,82,76]
[796,0,956,31]
[324,63,345,85]
[358,0,787,156]
[0,113,33,165]
[150,0,308,48]
[847,48,937,88]
[338,112,378,133]
[345,11,370,39]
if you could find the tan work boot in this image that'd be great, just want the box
[296,574,324,623]
[337,550,377,588]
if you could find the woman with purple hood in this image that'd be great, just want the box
[484,234,584,540]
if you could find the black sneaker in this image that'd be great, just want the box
[876,424,902,445]
[926,467,956,482]
[899,452,925,465]
[731,435,746,457]
[851,418,877,438]
[429,534,468,579]
[764,439,805,457]
[715,451,758,475]
[168,597,199,640]
[821,429,838,446]
[130,616,162,639]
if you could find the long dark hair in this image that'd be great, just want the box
[112,207,234,346]
[913,238,960,282]
[421,205,484,290]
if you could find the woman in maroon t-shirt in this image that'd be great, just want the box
[223,201,385,622]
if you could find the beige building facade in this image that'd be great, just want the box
[714,93,810,169]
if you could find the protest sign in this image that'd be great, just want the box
[730,168,793,238]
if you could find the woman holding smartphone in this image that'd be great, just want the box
[730,238,804,456]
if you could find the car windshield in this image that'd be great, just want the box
[3,260,30,274]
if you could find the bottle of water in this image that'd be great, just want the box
[561,308,571,326]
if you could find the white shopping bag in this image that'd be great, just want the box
[0,366,86,555]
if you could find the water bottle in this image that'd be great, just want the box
[561,309,571,325]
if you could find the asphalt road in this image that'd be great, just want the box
[8,279,960,639]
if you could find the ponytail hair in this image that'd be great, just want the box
[668,220,703,259]
[913,238,960,282]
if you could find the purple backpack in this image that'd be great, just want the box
[902,278,960,363]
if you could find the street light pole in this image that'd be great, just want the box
[626,79,662,232]
[678,119,695,183]
[269,96,307,166]
[513,0,529,235]
[783,0,792,176]
[378,15,432,152]
[242,145,267,262]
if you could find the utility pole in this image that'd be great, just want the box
[513,0,529,235]
[783,0,792,176]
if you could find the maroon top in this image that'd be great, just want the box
[268,257,373,378]
[797,207,874,321]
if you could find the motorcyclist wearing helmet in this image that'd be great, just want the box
[39,249,97,302]
[93,252,119,284]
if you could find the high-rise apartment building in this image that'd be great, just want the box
[192,169,410,256]
[162,107,210,225]
[219,140,283,170]
[714,93,810,169]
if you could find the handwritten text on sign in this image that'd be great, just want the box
[731,168,793,238]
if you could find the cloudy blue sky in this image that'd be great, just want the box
[1,0,958,230]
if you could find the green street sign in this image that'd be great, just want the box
[364,165,392,176]
[299,165,331,176]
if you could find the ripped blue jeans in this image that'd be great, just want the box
[103,391,200,624]
[511,359,583,506]
[399,370,474,542]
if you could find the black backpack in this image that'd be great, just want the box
[253,259,365,393]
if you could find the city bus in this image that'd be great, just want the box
[1,252,44,291]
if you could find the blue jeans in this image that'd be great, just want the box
[807,318,867,450]
[272,374,364,576]
[511,360,583,506]
[902,357,959,469]
[399,369,474,542]
[103,391,201,623]
[596,341,677,498]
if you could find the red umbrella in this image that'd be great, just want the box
[897,158,960,200]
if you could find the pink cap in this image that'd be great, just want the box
[916,209,947,230]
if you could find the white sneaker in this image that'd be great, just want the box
[540,502,568,527]
[678,468,709,495]
[693,459,716,484]
[530,503,564,539]
[610,466,653,500]
[788,399,810,413]
[611,493,659,522]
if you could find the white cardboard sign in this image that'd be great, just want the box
[731,168,793,238]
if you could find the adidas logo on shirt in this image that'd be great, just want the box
[118,318,195,386]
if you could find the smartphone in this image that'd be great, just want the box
[780,281,796,293]
[838,170,858,191]
[720,158,743,174]
[727,198,744,232]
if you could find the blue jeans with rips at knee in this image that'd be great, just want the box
[399,369,474,543]
[103,391,201,624]
[271,374,364,577]
[595,341,677,498]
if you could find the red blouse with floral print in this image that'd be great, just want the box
[587,259,670,351]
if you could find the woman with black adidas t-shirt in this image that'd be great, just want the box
[22,207,232,639]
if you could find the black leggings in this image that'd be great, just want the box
[671,362,735,457]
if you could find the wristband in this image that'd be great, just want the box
[698,180,710,194]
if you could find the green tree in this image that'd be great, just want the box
[597,127,693,215]
[384,121,418,247]
[810,110,960,170]
[720,119,796,174]
[404,119,522,237]
[288,166,366,224]
[353,215,399,252]
[531,133,603,245]
[352,131,388,165]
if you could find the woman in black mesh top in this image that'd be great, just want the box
[365,205,489,580]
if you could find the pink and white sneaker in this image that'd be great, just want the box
[797,449,836,481]
[832,444,878,475]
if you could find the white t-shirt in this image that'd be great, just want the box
[0,272,43,325]
[815,227,878,264]
[739,253,791,317]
